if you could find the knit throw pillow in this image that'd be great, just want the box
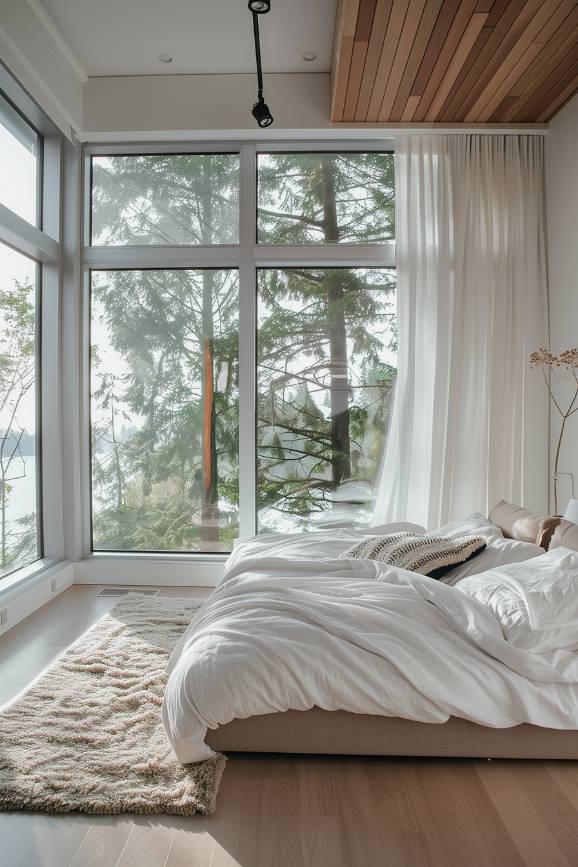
[340,532,487,580]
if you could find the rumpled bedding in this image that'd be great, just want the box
[163,539,578,763]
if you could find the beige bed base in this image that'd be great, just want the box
[205,707,578,760]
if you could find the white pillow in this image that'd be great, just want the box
[429,512,503,544]
[441,537,543,586]
[362,522,426,536]
[457,547,578,652]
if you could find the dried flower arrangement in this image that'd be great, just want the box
[531,348,578,513]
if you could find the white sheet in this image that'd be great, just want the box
[163,554,578,763]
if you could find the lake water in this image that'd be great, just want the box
[4,454,37,523]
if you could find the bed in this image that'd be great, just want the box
[163,505,578,762]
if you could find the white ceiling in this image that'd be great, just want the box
[39,0,337,77]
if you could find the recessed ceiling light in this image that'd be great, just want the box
[158,53,173,63]
[302,51,317,62]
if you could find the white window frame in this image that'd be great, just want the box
[81,140,396,563]
[0,64,65,588]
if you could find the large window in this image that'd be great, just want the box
[0,244,40,576]
[90,268,239,553]
[86,147,395,553]
[257,267,396,533]
[0,85,52,581]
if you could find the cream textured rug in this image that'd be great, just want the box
[0,594,226,815]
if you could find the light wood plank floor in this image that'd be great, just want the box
[1,584,578,866]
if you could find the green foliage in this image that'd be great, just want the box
[92,153,240,246]
[258,152,395,244]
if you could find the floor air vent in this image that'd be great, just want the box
[97,587,160,597]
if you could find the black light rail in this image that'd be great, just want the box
[248,0,274,127]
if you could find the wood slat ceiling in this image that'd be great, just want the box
[331,0,578,123]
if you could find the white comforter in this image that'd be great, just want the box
[163,542,578,763]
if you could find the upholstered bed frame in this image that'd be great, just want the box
[206,708,578,760]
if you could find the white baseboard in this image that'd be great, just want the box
[73,557,223,586]
[0,556,223,636]
[0,561,74,637]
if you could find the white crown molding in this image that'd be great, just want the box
[0,26,80,136]
[21,0,87,82]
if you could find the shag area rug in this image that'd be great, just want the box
[0,594,226,815]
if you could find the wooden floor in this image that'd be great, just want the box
[1,586,578,866]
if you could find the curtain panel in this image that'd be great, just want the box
[373,135,548,529]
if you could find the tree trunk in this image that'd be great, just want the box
[200,161,219,543]
[320,158,351,488]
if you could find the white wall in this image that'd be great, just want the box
[0,0,84,137]
[82,72,332,140]
[546,93,578,514]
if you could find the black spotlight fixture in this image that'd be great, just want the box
[249,2,273,127]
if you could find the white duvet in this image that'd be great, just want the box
[163,538,578,763]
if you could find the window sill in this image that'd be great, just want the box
[74,552,226,587]
[0,558,71,604]
[86,551,229,564]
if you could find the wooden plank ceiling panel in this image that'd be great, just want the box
[331,0,578,123]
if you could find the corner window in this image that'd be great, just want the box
[0,86,46,580]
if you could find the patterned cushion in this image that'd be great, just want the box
[340,532,487,580]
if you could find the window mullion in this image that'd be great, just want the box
[253,241,396,267]
[0,203,60,263]
[83,245,241,269]
[238,143,257,539]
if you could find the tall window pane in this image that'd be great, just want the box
[0,95,39,226]
[257,152,394,244]
[91,154,240,246]
[0,242,40,577]
[90,269,239,553]
[257,267,396,533]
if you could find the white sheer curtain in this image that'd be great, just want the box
[373,135,548,529]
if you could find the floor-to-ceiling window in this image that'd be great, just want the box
[85,146,395,554]
[0,96,41,579]
[0,77,62,581]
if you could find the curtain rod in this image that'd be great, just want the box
[80,126,548,143]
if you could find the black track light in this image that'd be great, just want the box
[249,4,274,126]
[248,0,270,12]
[252,97,273,127]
